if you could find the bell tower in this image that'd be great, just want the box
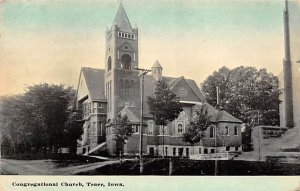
[105,1,140,121]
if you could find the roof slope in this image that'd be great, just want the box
[81,67,106,101]
[205,103,242,123]
[118,106,140,123]
[112,2,133,33]
[217,110,243,123]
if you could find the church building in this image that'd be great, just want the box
[75,2,242,157]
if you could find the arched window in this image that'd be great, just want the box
[121,54,132,70]
[210,126,215,138]
[107,56,112,71]
[177,123,183,134]
[175,111,188,136]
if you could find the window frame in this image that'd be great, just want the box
[209,126,215,138]
[225,126,230,136]
[234,126,238,136]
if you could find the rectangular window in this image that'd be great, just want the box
[98,122,102,135]
[132,125,139,133]
[160,125,166,135]
[148,123,153,135]
[210,127,215,138]
[225,126,229,135]
[165,147,168,156]
[173,148,176,156]
[199,148,202,154]
[89,102,92,115]
[211,149,215,154]
[93,102,97,113]
[226,146,230,151]
[204,149,208,154]
[186,148,189,157]
[179,148,183,157]
[98,103,102,113]
[234,126,238,136]
[92,122,97,135]
[83,103,86,118]
[149,147,154,156]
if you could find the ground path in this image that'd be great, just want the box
[0,158,118,175]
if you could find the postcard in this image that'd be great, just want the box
[0,0,299,190]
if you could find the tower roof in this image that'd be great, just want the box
[112,2,133,33]
[152,60,163,68]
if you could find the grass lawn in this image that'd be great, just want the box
[77,158,300,175]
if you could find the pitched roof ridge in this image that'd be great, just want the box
[81,68,106,101]
[217,109,242,123]
[215,109,221,121]
[169,76,183,89]
[80,69,93,101]
[185,79,206,102]
[185,79,205,102]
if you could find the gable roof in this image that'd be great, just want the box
[112,2,133,33]
[217,110,243,123]
[141,75,206,116]
[118,106,140,123]
[205,103,242,123]
[81,67,106,101]
[166,76,206,102]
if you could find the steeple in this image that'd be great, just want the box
[112,1,133,33]
[283,0,294,128]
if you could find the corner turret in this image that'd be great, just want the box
[152,60,163,81]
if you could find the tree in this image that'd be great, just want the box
[113,114,132,155]
[62,113,83,154]
[147,80,183,156]
[22,83,75,153]
[0,83,79,156]
[183,105,212,154]
[0,95,30,154]
[201,66,281,126]
[147,80,183,126]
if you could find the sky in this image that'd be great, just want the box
[0,0,299,96]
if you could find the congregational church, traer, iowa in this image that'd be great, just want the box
[75,2,243,157]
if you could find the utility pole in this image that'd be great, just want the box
[215,86,220,176]
[162,126,165,158]
[135,67,151,174]
[257,110,261,161]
